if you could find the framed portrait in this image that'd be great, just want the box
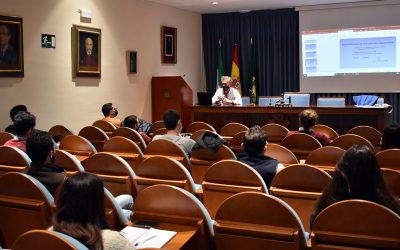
[72,25,101,77]
[161,26,177,64]
[127,51,137,73]
[0,15,23,77]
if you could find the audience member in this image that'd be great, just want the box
[237,126,284,189]
[381,123,400,150]
[123,115,151,144]
[53,172,135,250]
[212,76,242,105]
[4,111,36,152]
[152,109,196,156]
[310,144,400,226]
[24,131,66,196]
[137,118,152,134]
[101,103,121,128]
[287,109,331,146]
[5,104,27,134]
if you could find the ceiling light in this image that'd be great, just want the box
[212,2,219,5]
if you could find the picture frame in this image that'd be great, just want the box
[127,50,137,73]
[0,15,24,77]
[72,25,101,77]
[161,26,177,64]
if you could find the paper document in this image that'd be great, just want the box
[120,226,176,249]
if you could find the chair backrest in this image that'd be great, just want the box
[112,127,147,152]
[92,120,116,137]
[281,133,322,161]
[376,149,400,171]
[78,126,109,152]
[270,164,331,232]
[347,125,382,152]
[202,160,268,219]
[313,124,339,140]
[55,149,84,176]
[381,168,400,199]
[261,123,289,144]
[0,132,13,145]
[190,129,220,142]
[104,188,129,231]
[84,152,137,198]
[144,139,191,171]
[305,146,345,174]
[103,136,144,172]
[150,120,165,133]
[135,156,199,194]
[219,123,248,140]
[59,135,97,163]
[0,145,31,177]
[317,97,346,107]
[153,128,168,136]
[132,184,214,250]
[229,131,246,154]
[311,200,400,249]
[0,172,54,248]
[283,92,310,107]
[12,230,89,250]
[264,143,299,166]
[48,125,74,143]
[330,134,375,152]
[214,192,307,250]
[190,144,236,183]
[186,121,216,133]
[258,96,283,106]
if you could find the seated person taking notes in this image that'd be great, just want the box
[212,76,242,105]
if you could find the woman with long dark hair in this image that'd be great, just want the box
[311,144,400,226]
[53,172,135,250]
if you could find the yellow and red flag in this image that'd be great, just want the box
[230,45,242,95]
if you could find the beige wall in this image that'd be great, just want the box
[0,0,202,133]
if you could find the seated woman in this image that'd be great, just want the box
[123,115,151,144]
[287,109,331,146]
[381,123,400,150]
[53,172,135,250]
[310,144,400,226]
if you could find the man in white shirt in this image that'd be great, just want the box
[212,76,242,105]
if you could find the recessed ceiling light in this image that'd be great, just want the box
[212,2,219,5]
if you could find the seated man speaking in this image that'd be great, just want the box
[212,76,242,106]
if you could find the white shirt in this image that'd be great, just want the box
[212,87,242,105]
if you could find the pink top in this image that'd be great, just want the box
[4,139,27,152]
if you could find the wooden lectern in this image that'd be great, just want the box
[151,76,193,128]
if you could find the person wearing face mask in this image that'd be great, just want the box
[211,76,242,106]
[152,109,196,157]
[24,131,67,196]
[101,102,122,128]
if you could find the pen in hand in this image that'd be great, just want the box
[134,235,157,247]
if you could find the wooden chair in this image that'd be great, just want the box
[103,136,144,172]
[112,127,147,152]
[144,139,191,171]
[264,143,299,166]
[219,122,248,142]
[229,131,245,154]
[104,188,130,231]
[313,124,339,141]
[261,123,289,144]
[376,149,400,171]
[202,159,268,219]
[270,164,331,232]
[152,128,168,136]
[190,144,236,183]
[281,133,322,161]
[131,184,214,250]
[149,120,165,133]
[214,192,308,250]
[59,135,97,163]
[54,149,84,176]
[83,152,137,198]
[330,134,375,152]
[48,125,74,143]
[305,146,345,174]
[348,125,382,152]
[92,120,116,137]
[0,172,54,248]
[0,145,31,177]
[78,126,109,152]
[186,121,216,133]
[12,230,89,250]
[190,129,220,142]
[381,168,400,199]
[311,200,400,249]
[134,156,200,194]
[0,131,13,145]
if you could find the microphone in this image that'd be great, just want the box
[288,96,292,104]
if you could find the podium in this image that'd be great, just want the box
[151,76,193,128]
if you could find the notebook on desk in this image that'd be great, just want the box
[120,226,176,249]
[197,92,212,105]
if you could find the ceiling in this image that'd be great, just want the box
[146,0,375,13]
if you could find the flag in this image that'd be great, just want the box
[230,44,242,95]
[250,38,258,104]
[216,39,224,89]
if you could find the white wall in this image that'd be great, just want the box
[0,0,202,133]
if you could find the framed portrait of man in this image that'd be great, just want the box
[0,15,23,77]
[72,25,101,77]
[161,26,177,64]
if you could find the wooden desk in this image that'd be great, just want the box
[190,105,389,135]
